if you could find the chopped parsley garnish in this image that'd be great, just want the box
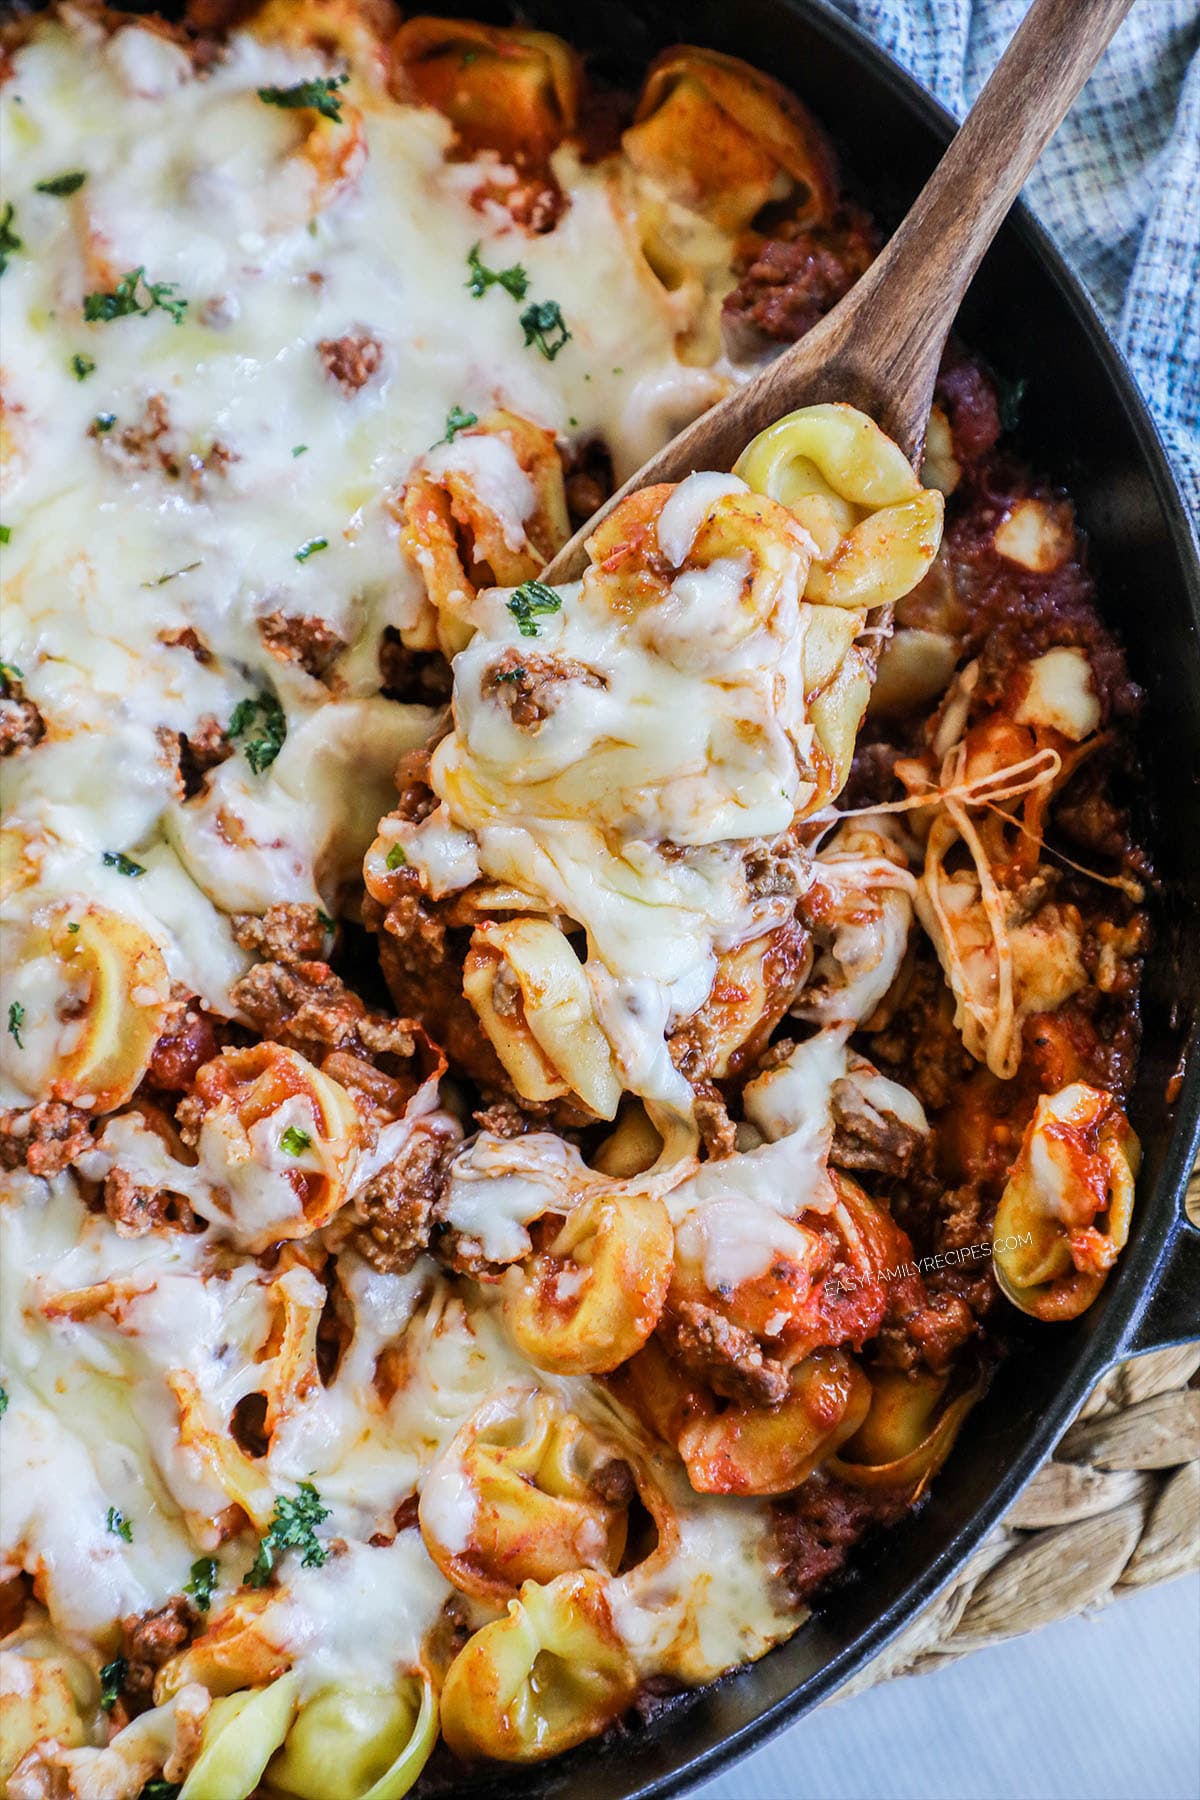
[106,1505,133,1542]
[280,1125,312,1156]
[99,1657,127,1713]
[441,404,478,444]
[83,267,188,327]
[0,1386,8,1416]
[244,1481,330,1588]
[384,843,407,871]
[0,203,21,276]
[466,241,529,302]
[317,909,334,931]
[0,660,22,681]
[70,352,95,381]
[67,921,79,933]
[520,299,571,361]
[7,1002,24,1048]
[184,1555,218,1612]
[292,444,308,457]
[294,536,328,562]
[143,561,202,589]
[257,74,348,121]
[228,692,287,775]
[507,578,561,638]
[0,526,10,545]
[494,666,525,683]
[36,171,86,197]
[102,850,146,878]
[140,1781,182,1800]
[93,412,117,433]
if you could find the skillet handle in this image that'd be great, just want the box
[1121,1214,1200,1357]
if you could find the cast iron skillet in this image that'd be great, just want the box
[10,1,1199,1795]
[412,5,1200,1795]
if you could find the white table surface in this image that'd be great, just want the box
[698,1572,1200,1800]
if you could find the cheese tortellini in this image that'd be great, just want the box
[993,1083,1139,1321]
[185,1044,365,1250]
[418,1389,632,1601]
[440,1571,636,1763]
[0,903,171,1113]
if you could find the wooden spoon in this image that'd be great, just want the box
[541,0,1135,583]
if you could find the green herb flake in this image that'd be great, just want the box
[384,843,407,871]
[99,1657,127,1713]
[0,203,21,276]
[143,561,202,589]
[70,352,95,381]
[441,404,478,444]
[258,73,348,122]
[507,578,562,638]
[466,241,529,302]
[244,1481,330,1589]
[494,666,525,683]
[0,526,10,545]
[106,1505,134,1542]
[102,850,146,878]
[294,536,329,563]
[184,1555,218,1613]
[292,444,309,457]
[280,1124,312,1156]
[7,1002,24,1049]
[228,692,287,775]
[0,659,22,682]
[84,267,188,327]
[36,171,86,197]
[521,300,571,362]
[67,921,79,933]
[0,1386,8,1416]
[140,1780,182,1800]
[317,909,334,932]
[93,412,117,434]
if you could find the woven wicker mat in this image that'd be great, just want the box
[836,1172,1200,1698]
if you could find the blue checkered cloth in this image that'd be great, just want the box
[828,0,1200,518]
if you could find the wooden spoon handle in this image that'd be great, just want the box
[540,0,1134,584]
[820,0,1137,458]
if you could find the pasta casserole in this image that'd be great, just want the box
[0,5,1148,1794]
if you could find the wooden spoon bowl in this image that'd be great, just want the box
[541,0,1135,585]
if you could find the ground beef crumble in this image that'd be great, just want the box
[120,1597,196,1704]
[259,609,347,683]
[318,332,383,392]
[0,1101,93,1176]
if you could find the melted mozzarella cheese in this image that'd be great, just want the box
[0,9,822,1739]
[1,14,712,961]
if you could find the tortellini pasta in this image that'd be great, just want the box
[504,1188,674,1375]
[829,1367,984,1496]
[624,46,836,235]
[0,1638,91,1785]
[185,1043,365,1250]
[734,403,945,610]
[993,1083,1139,1321]
[399,410,570,656]
[390,18,581,166]
[269,1675,437,1800]
[0,903,171,1113]
[462,919,622,1119]
[178,1672,299,1800]
[616,1339,871,1496]
[440,1571,636,1762]
[419,1389,631,1601]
